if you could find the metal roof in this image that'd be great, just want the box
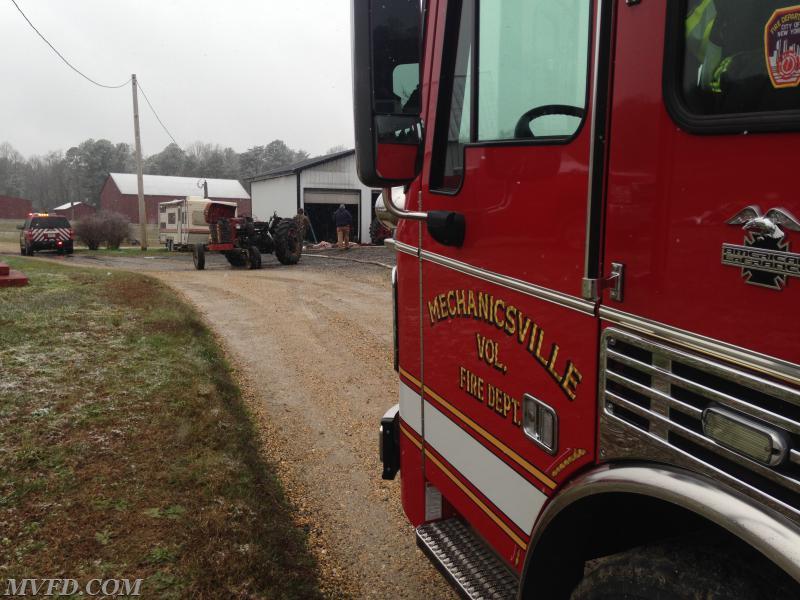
[109,173,250,199]
[53,201,89,210]
[246,149,355,183]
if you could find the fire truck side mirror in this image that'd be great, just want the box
[352,0,423,188]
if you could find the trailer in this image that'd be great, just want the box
[158,196,235,251]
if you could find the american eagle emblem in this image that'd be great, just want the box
[724,206,800,290]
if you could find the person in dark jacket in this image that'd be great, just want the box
[334,204,353,249]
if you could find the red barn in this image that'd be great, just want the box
[53,201,96,221]
[100,173,251,224]
[0,195,33,220]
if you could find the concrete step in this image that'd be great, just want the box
[0,266,29,287]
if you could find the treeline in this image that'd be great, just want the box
[0,138,311,210]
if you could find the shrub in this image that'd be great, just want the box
[74,214,104,250]
[98,211,130,249]
[73,211,131,250]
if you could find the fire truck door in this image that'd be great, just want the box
[409,0,601,565]
[602,1,800,368]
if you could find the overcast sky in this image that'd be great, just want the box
[0,0,355,158]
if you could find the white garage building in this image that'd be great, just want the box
[247,149,382,244]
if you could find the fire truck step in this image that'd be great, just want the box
[416,519,518,600]
[0,263,9,277]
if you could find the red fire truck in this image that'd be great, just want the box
[353,0,800,597]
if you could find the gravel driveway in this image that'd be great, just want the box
[10,246,454,599]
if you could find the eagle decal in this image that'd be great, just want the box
[724,206,800,290]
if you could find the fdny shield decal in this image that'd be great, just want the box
[722,205,800,290]
[765,5,800,89]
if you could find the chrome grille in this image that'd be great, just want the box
[600,328,800,522]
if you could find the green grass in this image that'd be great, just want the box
[0,218,23,231]
[0,258,323,599]
[0,219,23,242]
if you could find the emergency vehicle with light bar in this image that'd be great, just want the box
[18,213,74,256]
[353,1,800,598]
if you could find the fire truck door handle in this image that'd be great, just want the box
[581,263,624,302]
[606,263,625,302]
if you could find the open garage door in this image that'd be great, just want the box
[303,189,360,243]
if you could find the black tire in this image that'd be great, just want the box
[369,217,391,245]
[224,251,246,267]
[247,246,262,270]
[570,542,791,600]
[193,243,205,270]
[274,219,302,265]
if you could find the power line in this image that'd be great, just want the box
[9,0,131,89]
[10,0,180,148]
[136,80,179,147]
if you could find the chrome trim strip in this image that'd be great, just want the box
[607,348,800,434]
[393,238,419,258]
[391,239,595,315]
[599,306,800,386]
[791,450,800,467]
[605,370,703,420]
[419,249,596,315]
[525,465,800,585]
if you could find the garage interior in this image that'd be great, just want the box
[304,189,360,243]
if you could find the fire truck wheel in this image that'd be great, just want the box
[193,244,205,270]
[247,246,262,269]
[274,219,302,265]
[569,541,785,600]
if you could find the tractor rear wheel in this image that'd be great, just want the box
[193,243,205,270]
[274,219,302,265]
[247,246,262,269]
[370,217,391,245]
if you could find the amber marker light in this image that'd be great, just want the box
[702,407,788,467]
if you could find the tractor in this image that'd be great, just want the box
[192,202,302,270]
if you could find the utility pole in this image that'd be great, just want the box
[131,74,147,250]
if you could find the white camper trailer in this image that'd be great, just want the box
[158,197,237,250]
